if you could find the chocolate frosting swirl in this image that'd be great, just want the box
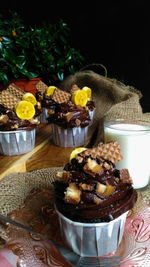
[54,157,137,223]
[0,104,39,131]
[47,102,91,128]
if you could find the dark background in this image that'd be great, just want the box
[1,0,150,112]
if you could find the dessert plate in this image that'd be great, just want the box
[0,191,149,267]
[58,197,150,266]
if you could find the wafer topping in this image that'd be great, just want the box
[51,88,71,104]
[35,80,48,94]
[0,90,19,109]
[78,141,123,163]
[70,84,80,93]
[6,83,25,99]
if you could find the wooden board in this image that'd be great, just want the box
[0,125,73,180]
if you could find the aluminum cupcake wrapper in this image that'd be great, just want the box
[56,209,128,257]
[39,108,49,124]
[51,124,89,147]
[89,109,95,120]
[0,129,36,156]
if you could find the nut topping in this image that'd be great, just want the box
[79,183,94,191]
[54,170,70,183]
[0,114,9,124]
[83,158,103,174]
[64,183,81,204]
[96,183,107,195]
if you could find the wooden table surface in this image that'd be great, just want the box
[0,124,74,180]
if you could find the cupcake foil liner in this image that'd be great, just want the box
[0,129,36,156]
[56,209,128,257]
[39,108,49,124]
[51,124,89,147]
[89,109,95,120]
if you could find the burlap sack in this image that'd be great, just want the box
[0,167,62,217]
[0,68,150,234]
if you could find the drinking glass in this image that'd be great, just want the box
[104,119,150,189]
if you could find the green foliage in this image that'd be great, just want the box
[0,13,84,85]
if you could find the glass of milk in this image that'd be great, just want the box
[104,119,150,189]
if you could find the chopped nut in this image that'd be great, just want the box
[96,183,115,197]
[76,155,84,163]
[75,118,81,126]
[84,158,103,174]
[0,114,8,124]
[55,170,64,178]
[11,124,19,129]
[65,112,74,122]
[29,118,40,125]
[85,158,98,170]
[64,183,81,204]
[96,183,107,194]
[80,183,94,191]
[103,161,111,170]
[37,102,41,109]
[55,170,70,182]
[48,109,55,115]
[92,164,103,173]
[103,185,116,197]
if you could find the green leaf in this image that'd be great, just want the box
[57,72,64,81]
[0,42,2,51]
[19,68,38,79]
[0,72,9,84]
[16,55,26,68]
[1,36,12,45]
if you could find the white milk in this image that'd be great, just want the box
[104,122,150,189]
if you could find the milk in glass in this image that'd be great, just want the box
[104,120,150,189]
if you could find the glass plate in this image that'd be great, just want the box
[0,190,149,267]
[62,196,150,266]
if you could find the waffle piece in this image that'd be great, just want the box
[51,88,71,104]
[35,80,48,94]
[6,83,25,99]
[70,84,80,93]
[0,90,19,109]
[79,141,123,163]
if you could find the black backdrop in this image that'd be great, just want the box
[1,0,150,112]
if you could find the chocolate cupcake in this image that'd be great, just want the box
[37,85,95,147]
[0,101,39,155]
[53,142,137,256]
